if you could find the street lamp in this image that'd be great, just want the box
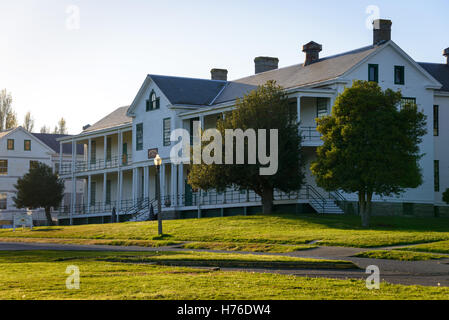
[154,154,163,235]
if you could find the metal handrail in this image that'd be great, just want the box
[306,185,326,214]
[299,126,321,141]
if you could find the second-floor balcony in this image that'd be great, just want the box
[59,154,133,175]
[299,126,322,145]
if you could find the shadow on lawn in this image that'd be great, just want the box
[251,212,449,233]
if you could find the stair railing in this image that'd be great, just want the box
[306,185,326,214]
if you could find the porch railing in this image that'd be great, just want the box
[299,126,322,142]
[59,154,133,175]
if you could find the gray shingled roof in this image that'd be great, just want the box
[418,62,449,92]
[234,45,380,88]
[32,133,84,155]
[213,82,257,105]
[83,106,131,133]
[150,75,227,106]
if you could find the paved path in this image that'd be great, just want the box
[1,242,448,287]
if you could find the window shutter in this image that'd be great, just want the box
[156,98,160,109]
[146,100,150,112]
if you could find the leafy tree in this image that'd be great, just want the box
[311,81,426,227]
[23,112,34,132]
[13,162,65,226]
[0,89,17,130]
[188,81,304,214]
[40,125,50,134]
[443,189,449,205]
[53,118,68,134]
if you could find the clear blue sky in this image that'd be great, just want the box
[1,0,448,134]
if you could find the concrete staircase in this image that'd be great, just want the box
[307,186,345,214]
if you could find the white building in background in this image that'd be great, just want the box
[57,19,449,225]
[0,127,83,226]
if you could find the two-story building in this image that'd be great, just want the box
[0,126,83,226]
[57,19,449,225]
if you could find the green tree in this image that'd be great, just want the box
[13,162,65,226]
[40,125,50,134]
[311,81,426,227]
[443,189,449,205]
[23,111,34,132]
[188,81,304,214]
[0,89,18,131]
[53,118,68,134]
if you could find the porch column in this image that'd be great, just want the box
[132,168,137,204]
[87,175,92,214]
[117,170,123,211]
[118,130,123,167]
[199,115,205,130]
[103,173,107,211]
[171,163,177,206]
[144,166,149,200]
[160,163,166,204]
[88,138,92,170]
[71,139,76,225]
[178,164,184,206]
[104,135,107,168]
[59,142,63,173]
[297,95,302,125]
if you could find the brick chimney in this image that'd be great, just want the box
[302,41,322,66]
[373,19,392,45]
[254,57,279,74]
[210,68,228,81]
[444,48,449,65]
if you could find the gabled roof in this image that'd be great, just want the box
[234,45,381,88]
[0,128,14,140]
[82,106,132,133]
[418,63,449,92]
[31,133,83,155]
[149,74,227,106]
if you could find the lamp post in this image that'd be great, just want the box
[154,154,163,235]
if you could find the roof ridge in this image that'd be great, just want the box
[149,73,227,83]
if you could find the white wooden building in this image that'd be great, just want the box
[57,19,449,225]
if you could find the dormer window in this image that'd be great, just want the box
[146,90,160,111]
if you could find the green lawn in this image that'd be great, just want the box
[399,240,449,254]
[353,250,448,261]
[1,214,449,248]
[1,251,448,300]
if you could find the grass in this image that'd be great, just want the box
[353,250,448,261]
[182,241,317,253]
[1,250,449,300]
[399,240,449,254]
[0,237,180,248]
[1,214,449,248]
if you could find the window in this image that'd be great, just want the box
[368,64,379,83]
[0,160,7,175]
[24,140,31,151]
[394,66,405,85]
[30,161,39,170]
[0,193,6,210]
[106,180,111,205]
[90,181,96,205]
[106,137,112,162]
[434,105,439,136]
[434,160,440,192]
[136,123,143,151]
[400,97,416,109]
[146,91,160,111]
[163,118,171,146]
[316,98,328,118]
[7,139,14,150]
